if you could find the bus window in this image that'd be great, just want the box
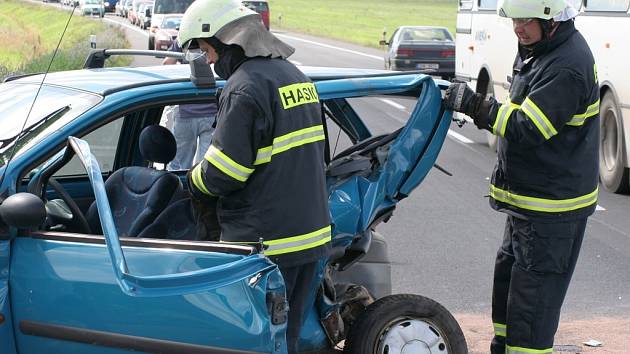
[584,0,630,11]
[478,0,498,10]
[459,0,473,10]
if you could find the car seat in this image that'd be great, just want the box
[85,125,183,237]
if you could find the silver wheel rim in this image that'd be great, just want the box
[601,106,619,173]
[376,317,449,354]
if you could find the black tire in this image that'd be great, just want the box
[599,92,630,193]
[344,294,468,354]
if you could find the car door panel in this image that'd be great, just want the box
[10,234,284,354]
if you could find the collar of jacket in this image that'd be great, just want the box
[518,20,577,60]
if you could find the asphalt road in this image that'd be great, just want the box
[100,14,630,319]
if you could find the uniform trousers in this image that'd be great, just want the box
[491,215,587,354]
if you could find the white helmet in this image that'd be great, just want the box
[177,0,294,59]
[497,0,567,20]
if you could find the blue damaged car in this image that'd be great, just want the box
[0,50,467,354]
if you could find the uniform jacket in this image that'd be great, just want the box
[486,21,599,221]
[190,57,331,267]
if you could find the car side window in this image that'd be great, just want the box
[55,118,125,176]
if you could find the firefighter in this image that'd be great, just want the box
[443,0,599,353]
[177,0,331,352]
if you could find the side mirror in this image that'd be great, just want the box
[379,39,388,46]
[0,193,46,229]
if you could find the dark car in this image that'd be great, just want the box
[381,26,455,80]
[242,0,269,30]
[153,15,181,50]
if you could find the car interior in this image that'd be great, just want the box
[18,92,412,244]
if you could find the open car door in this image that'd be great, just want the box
[318,74,451,240]
[8,137,288,354]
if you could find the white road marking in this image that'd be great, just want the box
[380,98,407,111]
[596,205,606,211]
[447,129,474,144]
[274,33,383,61]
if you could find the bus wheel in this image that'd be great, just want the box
[344,294,468,354]
[599,92,630,193]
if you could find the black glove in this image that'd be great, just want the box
[186,164,221,241]
[443,83,491,131]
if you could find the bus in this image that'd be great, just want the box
[456,0,630,193]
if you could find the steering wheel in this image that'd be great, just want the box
[47,178,91,234]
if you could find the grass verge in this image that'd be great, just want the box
[269,0,457,48]
[0,0,131,80]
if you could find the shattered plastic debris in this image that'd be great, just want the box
[583,339,604,347]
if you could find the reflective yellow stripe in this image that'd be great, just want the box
[254,125,325,165]
[490,185,598,213]
[264,225,332,256]
[278,82,319,109]
[493,100,519,137]
[520,97,558,140]
[191,164,212,195]
[506,345,553,354]
[493,322,506,337]
[204,145,254,182]
[567,99,600,126]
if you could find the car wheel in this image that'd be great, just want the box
[344,294,468,354]
[599,92,630,193]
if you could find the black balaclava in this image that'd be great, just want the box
[518,19,574,59]
[206,37,248,80]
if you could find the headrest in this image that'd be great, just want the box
[139,125,177,164]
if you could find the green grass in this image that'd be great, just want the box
[0,0,131,80]
[269,0,457,48]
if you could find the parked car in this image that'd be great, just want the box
[242,0,269,29]
[0,50,465,354]
[137,2,153,29]
[121,0,132,17]
[380,26,455,80]
[79,0,105,17]
[103,0,117,12]
[128,0,150,25]
[153,15,181,50]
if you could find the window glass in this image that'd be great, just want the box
[55,118,125,176]
[158,99,218,171]
[585,0,629,11]
[478,0,498,9]
[459,0,473,10]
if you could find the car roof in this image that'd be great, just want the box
[11,65,394,96]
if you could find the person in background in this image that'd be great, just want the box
[443,0,599,353]
[177,0,331,352]
[162,39,217,170]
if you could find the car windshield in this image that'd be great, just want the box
[162,17,181,29]
[0,83,101,169]
[401,28,453,42]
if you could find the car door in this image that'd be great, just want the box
[8,138,286,353]
[317,73,451,237]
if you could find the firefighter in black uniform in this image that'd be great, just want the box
[177,1,331,352]
[443,0,599,353]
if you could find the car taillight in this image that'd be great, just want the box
[260,10,270,30]
[441,49,455,58]
[396,48,414,57]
